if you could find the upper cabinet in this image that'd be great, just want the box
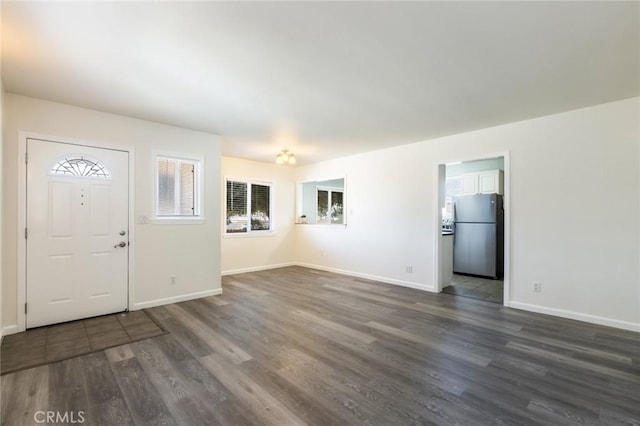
[460,170,504,195]
[461,173,478,194]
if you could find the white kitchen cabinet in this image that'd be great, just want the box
[478,170,503,194]
[461,174,478,195]
[460,170,503,195]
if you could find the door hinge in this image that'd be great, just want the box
[25,153,28,164]
[25,228,28,239]
[25,303,27,314]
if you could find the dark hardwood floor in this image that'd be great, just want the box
[2,266,639,425]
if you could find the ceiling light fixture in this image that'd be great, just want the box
[276,148,296,165]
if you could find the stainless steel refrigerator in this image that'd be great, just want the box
[453,193,504,279]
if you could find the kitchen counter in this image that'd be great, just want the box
[442,233,454,287]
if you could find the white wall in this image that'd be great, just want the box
[221,156,296,274]
[295,98,640,331]
[296,148,436,292]
[2,94,221,331]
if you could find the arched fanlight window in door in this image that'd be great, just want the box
[50,156,111,179]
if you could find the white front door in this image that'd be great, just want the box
[26,138,129,328]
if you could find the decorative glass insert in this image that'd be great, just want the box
[51,156,111,179]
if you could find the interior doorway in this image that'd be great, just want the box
[434,153,510,306]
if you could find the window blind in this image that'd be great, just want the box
[180,162,195,215]
[251,184,270,231]
[157,158,176,215]
[226,180,248,233]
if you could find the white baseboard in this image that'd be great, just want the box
[222,262,295,276]
[132,288,223,310]
[295,262,435,292]
[1,325,19,338]
[509,301,640,333]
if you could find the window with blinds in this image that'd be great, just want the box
[157,156,200,217]
[226,179,273,233]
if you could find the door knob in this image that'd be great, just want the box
[119,230,126,236]
[114,241,127,248]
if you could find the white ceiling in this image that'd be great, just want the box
[2,2,638,165]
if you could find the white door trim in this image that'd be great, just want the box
[17,131,136,332]
[432,151,511,307]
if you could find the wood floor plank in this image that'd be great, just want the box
[48,357,91,420]
[1,365,49,426]
[150,334,230,407]
[506,341,639,382]
[526,397,600,426]
[104,344,135,364]
[367,320,492,367]
[78,352,135,425]
[238,359,347,425]
[166,303,253,364]
[199,353,307,426]
[275,350,388,425]
[321,283,420,309]
[207,398,256,425]
[150,305,215,358]
[292,309,377,344]
[226,280,272,296]
[367,374,497,426]
[86,398,135,426]
[414,301,524,332]
[109,356,178,425]
[132,337,226,425]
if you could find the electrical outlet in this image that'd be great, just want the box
[532,281,541,293]
[170,276,177,285]
[406,266,413,273]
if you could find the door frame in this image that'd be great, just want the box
[432,150,511,306]
[17,131,136,332]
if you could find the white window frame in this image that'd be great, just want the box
[316,186,344,224]
[152,153,204,224]
[224,177,275,237]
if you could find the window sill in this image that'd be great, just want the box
[150,217,206,225]
[223,231,276,239]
